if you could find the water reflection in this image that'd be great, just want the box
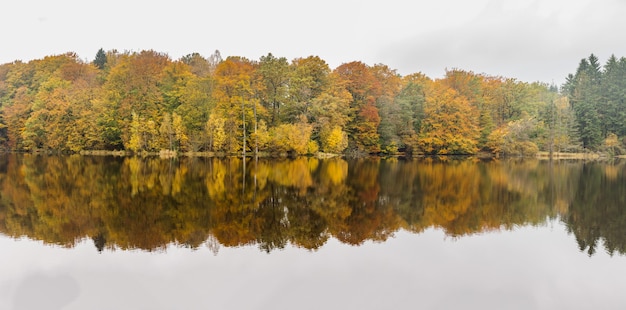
[0,154,624,256]
[12,273,80,310]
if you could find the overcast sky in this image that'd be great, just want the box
[2,0,626,85]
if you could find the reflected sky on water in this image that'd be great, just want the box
[2,222,626,310]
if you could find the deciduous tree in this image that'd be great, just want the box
[334,61,382,153]
[418,82,480,154]
[258,53,290,125]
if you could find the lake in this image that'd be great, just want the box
[1,154,625,309]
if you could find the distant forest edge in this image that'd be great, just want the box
[0,49,625,157]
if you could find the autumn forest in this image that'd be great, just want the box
[1,49,625,156]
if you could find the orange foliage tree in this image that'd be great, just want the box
[334,61,382,153]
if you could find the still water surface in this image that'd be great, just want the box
[1,154,625,309]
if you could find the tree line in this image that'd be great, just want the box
[0,49,624,155]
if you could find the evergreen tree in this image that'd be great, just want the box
[568,55,603,150]
[601,55,626,137]
[93,48,107,70]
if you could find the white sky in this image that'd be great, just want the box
[2,0,626,85]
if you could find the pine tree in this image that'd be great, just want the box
[93,48,107,70]
[601,55,626,137]
[568,55,603,150]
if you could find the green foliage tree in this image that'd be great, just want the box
[160,61,194,113]
[285,56,331,122]
[175,74,213,151]
[566,55,603,150]
[258,53,290,125]
[395,74,428,154]
[372,64,403,154]
[600,55,626,138]
[93,48,107,70]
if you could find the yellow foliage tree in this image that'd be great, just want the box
[211,57,265,154]
[173,112,188,151]
[320,125,348,154]
[206,113,227,152]
[269,117,314,155]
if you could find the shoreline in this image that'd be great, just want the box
[2,149,620,160]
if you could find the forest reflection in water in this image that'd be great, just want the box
[0,154,624,256]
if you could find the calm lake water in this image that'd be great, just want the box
[1,154,625,309]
